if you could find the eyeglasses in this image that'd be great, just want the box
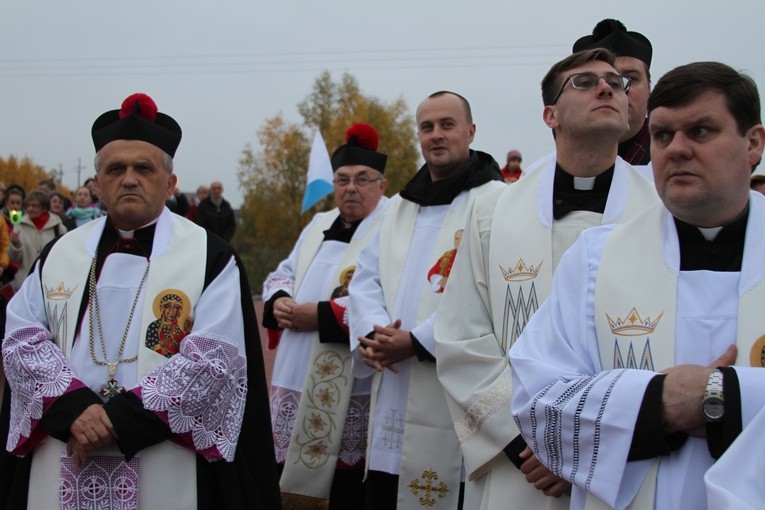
[333,176,382,188]
[551,72,631,105]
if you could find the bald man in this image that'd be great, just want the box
[196,180,236,241]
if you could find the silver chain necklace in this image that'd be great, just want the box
[87,254,150,398]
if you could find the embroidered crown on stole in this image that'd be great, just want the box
[499,259,543,352]
[44,282,78,344]
[607,307,663,371]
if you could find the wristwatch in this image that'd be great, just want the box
[701,369,725,422]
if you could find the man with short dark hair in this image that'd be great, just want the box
[349,91,504,510]
[511,61,765,509]
[196,180,236,241]
[0,93,280,509]
[751,174,765,195]
[574,19,654,167]
[435,48,658,509]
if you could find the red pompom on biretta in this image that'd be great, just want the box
[92,92,182,157]
[345,123,380,151]
[119,93,158,122]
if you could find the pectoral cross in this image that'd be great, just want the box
[99,363,126,398]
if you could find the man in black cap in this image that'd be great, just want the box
[0,93,281,509]
[574,19,653,167]
[262,122,389,509]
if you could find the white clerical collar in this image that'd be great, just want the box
[573,176,596,190]
[697,226,723,241]
[117,217,160,239]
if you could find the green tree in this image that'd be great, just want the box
[235,72,419,291]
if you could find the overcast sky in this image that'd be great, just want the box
[2,1,764,207]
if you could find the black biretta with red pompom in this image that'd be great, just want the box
[92,93,182,157]
[330,123,387,173]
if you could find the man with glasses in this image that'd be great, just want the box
[349,91,504,509]
[434,48,658,509]
[512,61,765,510]
[574,19,654,168]
[262,123,388,509]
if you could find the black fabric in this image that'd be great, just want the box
[364,470,464,510]
[504,434,528,469]
[102,391,172,460]
[166,192,190,216]
[317,301,348,344]
[706,367,742,459]
[40,387,104,443]
[323,214,361,242]
[552,164,614,220]
[629,374,688,460]
[399,150,502,206]
[411,332,435,362]
[0,384,32,509]
[195,197,236,242]
[675,208,747,271]
[262,290,291,330]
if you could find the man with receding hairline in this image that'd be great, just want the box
[349,91,504,510]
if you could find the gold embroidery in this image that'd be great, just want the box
[408,468,449,507]
[44,281,76,300]
[607,307,663,336]
[500,259,542,282]
[750,335,765,367]
[293,351,350,469]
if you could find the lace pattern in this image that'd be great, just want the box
[262,275,294,302]
[141,335,247,462]
[453,369,513,444]
[3,326,74,451]
[270,386,368,466]
[60,455,140,510]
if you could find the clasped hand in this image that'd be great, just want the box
[357,319,415,373]
[67,404,117,468]
[273,297,318,332]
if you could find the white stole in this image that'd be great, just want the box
[592,200,765,509]
[280,204,386,508]
[488,157,657,354]
[374,183,501,510]
[33,211,206,509]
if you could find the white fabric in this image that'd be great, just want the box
[263,200,386,501]
[705,405,765,510]
[3,208,247,508]
[433,158,658,509]
[349,181,505,510]
[510,193,765,510]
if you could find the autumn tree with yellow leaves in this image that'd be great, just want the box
[236,72,419,289]
[0,155,64,196]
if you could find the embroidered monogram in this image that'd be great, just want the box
[613,339,655,370]
[501,281,540,352]
[408,468,449,508]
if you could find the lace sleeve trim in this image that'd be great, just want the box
[140,334,247,462]
[3,326,75,452]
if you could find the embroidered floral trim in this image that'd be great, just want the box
[262,275,294,302]
[141,335,247,462]
[60,455,140,510]
[270,386,368,466]
[3,326,74,451]
[453,369,513,444]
